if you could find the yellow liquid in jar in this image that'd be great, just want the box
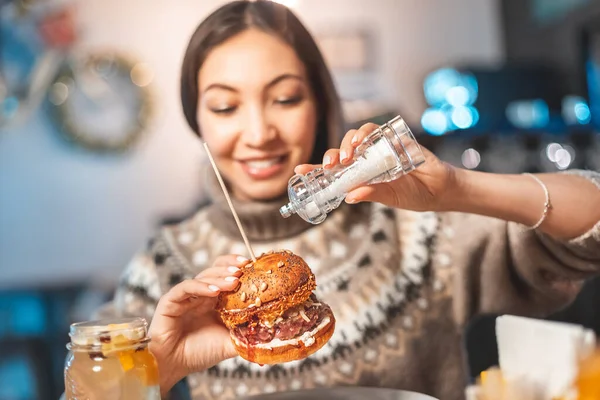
[574,350,600,400]
[65,348,160,400]
[65,337,159,399]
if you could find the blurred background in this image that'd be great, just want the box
[0,0,599,398]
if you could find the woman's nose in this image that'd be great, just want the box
[241,109,277,147]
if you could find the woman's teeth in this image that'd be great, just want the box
[244,157,282,169]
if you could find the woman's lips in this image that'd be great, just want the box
[239,155,287,180]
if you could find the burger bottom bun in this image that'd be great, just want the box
[231,315,335,365]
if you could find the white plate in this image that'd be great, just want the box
[239,387,438,400]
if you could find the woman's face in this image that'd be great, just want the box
[197,29,318,201]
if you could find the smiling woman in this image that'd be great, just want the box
[179,0,343,201]
[197,30,318,200]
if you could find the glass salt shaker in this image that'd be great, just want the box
[64,317,160,399]
[279,115,425,224]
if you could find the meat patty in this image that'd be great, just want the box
[232,299,332,345]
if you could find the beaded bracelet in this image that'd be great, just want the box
[523,173,553,230]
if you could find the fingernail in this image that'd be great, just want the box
[228,266,240,273]
[236,256,248,263]
[323,155,331,166]
[225,276,238,282]
[208,285,220,292]
[340,150,348,161]
[345,197,357,204]
[351,135,358,145]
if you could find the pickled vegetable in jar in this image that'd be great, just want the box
[64,317,160,399]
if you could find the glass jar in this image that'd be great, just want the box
[64,317,160,399]
[575,348,600,400]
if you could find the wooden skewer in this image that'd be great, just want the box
[202,142,256,262]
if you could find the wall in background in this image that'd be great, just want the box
[0,0,503,289]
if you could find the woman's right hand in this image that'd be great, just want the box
[148,254,247,395]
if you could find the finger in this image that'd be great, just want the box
[294,163,321,174]
[156,276,241,317]
[151,295,215,336]
[197,276,240,292]
[353,123,379,146]
[157,292,217,319]
[166,276,239,303]
[155,279,222,318]
[338,129,358,164]
[223,337,238,360]
[344,186,375,204]
[322,149,340,169]
[196,266,243,280]
[345,183,398,207]
[340,124,378,164]
[211,254,250,269]
[164,279,220,303]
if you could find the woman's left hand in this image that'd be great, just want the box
[295,123,457,212]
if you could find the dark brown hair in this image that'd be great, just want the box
[180,0,343,164]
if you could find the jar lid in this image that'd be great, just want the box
[69,317,148,347]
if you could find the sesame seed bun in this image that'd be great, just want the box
[216,251,316,329]
[214,250,334,364]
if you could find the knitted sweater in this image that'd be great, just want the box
[96,170,600,400]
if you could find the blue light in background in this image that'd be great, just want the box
[463,74,479,100]
[451,106,479,129]
[423,67,480,134]
[421,108,449,136]
[0,356,35,400]
[562,95,591,125]
[0,294,46,336]
[12,295,46,335]
[446,86,470,107]
[586,60,600,128]
[469,106,480,126]
[424,68,479,106]
[575,103,592,124]
[506,99,549,129]
[424,68,464,106]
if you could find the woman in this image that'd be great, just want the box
[96,1,600,399]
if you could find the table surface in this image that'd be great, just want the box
[239,387,438,400]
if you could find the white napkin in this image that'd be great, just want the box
[495,315,596,399]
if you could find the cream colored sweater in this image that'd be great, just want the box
[96,170,600,400]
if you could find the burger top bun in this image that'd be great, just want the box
[216,251,316,328]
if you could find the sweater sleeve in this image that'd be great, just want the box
[445,170,600,323]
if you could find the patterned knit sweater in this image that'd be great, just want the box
[96,170,600,400]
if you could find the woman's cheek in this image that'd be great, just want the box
[287,108,317,153]
[200,119,239,157]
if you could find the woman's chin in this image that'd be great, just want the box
[235,181,289,203]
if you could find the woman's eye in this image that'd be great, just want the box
[275,97,302,106]
[211,106,237,115]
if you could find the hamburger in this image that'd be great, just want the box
[215,250,335,365]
